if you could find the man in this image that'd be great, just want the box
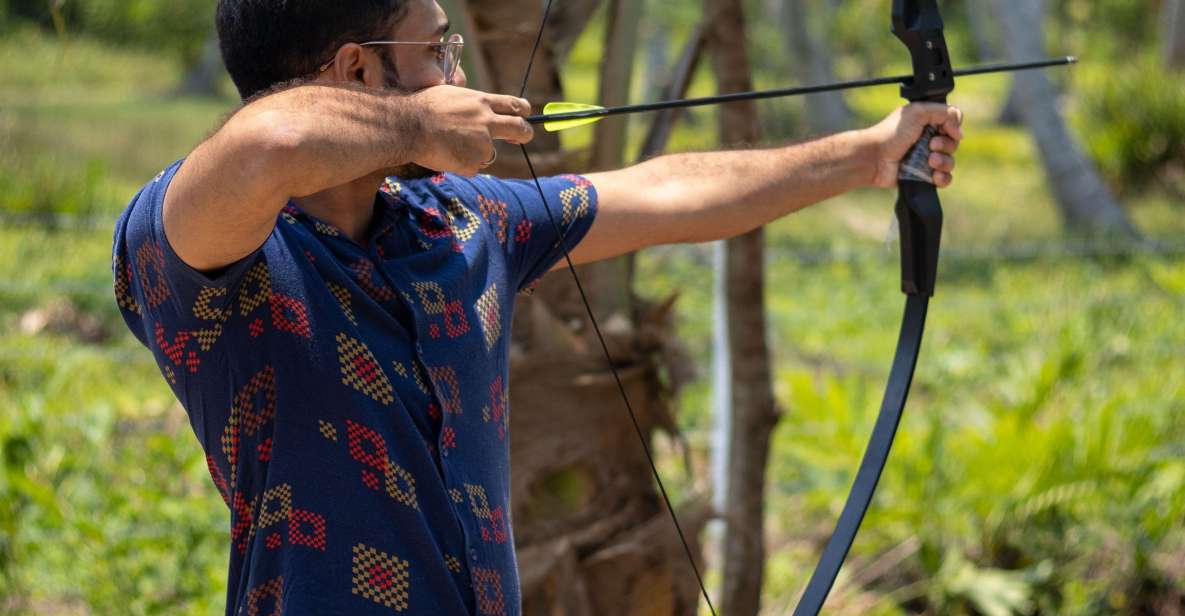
[112,0,962,614]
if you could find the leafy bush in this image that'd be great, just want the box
[0,157,112,220]
[1,0,216,64]
[1079,56,1185,198]
[73,0,216,64]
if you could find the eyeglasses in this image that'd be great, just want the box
[318,33,465,84]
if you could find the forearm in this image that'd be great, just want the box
[228,84,419,198]
[617,130,875,245]
[164,84,419,271]
[576,104,961,266]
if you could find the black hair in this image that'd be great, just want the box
[216,0,409,100]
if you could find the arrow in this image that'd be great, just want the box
[529,56,1077,132]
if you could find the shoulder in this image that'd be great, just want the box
[116,160,186,238]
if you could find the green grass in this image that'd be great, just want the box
[1,24,1183,616]
[640,241,1185,615]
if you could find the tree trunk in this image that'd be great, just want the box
[638,24,708,162]
[468,0,564,174]
[994,82,1026,127]
[642,17,671,104]
[705,0,779,614]
[465,1,709,614]
[438,0,494,92]
[590,0,644,172]
[584,0,643,333]
[781,0,852,134]
[990,0,1137,238]
[965,2,1025,126]
[966,0,997,62]
[544,0,606,62]
[1165,0,1185,68]
[174,35,224,98]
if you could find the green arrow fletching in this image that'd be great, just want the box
[541,102,604,132]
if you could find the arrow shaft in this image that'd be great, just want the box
[527,56,1076,125]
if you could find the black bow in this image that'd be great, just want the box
[510,2,1064,614]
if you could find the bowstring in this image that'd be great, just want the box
[515,1,719,614]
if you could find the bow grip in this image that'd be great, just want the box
[895,125,944,297]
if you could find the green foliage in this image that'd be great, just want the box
[1078,56,1185,198]
[0,24,185,99]
[72,0,216,64]
[629,5,1185,603]
[643,241,1185,615]
[0,30,234,613]
[0,318,230,615]
[2,0,216,63]
[1,7,1184,615]
[1051,0,1160,59]
[0,157,111,219]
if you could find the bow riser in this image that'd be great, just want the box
[895,177,944,297]
[892,0,954,102]
[893,0,950,297]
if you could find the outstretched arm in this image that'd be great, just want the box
[568,102,962,265]
[164,84,533,271]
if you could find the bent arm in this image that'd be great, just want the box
[163,82,534,272]
[571,130,875,265]
[163,85,421,272]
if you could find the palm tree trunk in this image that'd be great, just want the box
[465,1,710,613]
[705,0,780,614]
[781,0,852,134]
[990,0,1137,238]
[174,35,224,98]
[1165,0,1185,68]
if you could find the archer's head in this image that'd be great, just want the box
[217,0,467,101]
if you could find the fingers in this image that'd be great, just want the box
[909,102,964,141]
[485,94,532,118]
[945,105,964,139]
[906,102,961,189]
[929,135,959,155]
[481,94,534,144]
[923,150,954,187]
[488,115,534,144]
[928,152,955,174]
[412,86,536,175]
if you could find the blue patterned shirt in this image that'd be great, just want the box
[112,161,597,615]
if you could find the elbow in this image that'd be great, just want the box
[230,109,308,195]
[245,110,305,163]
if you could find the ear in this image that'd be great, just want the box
[327,44,385,88]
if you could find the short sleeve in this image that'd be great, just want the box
[446,173,598,293]
[111,159,260,353]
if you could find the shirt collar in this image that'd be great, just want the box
[281,185,409,246]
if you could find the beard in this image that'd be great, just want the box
[372,53,443,181]
[382,163,438,180]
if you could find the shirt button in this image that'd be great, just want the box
[469,548,478,563]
